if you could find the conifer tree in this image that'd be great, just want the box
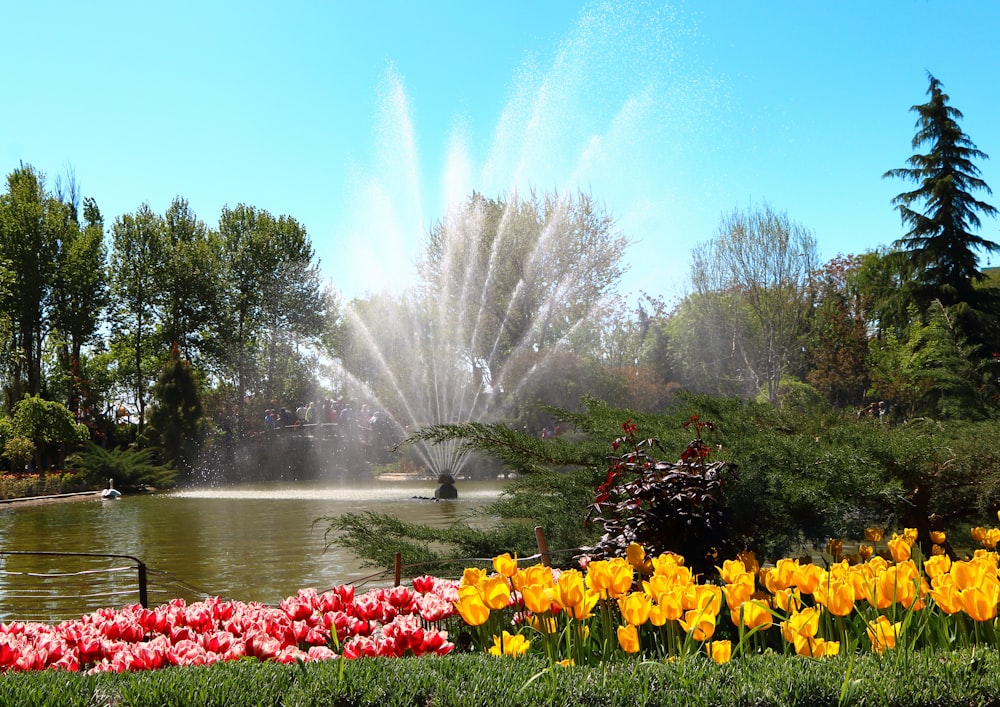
[883,73,1000,346]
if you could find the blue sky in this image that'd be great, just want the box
[4,1,1000,304]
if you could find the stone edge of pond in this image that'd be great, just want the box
[0,491,102,508]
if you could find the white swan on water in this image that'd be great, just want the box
[101,478,122,500]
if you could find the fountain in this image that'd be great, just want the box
[321,1,720,479]
[1,4,727,617]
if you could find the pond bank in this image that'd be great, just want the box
[0,490,101,508]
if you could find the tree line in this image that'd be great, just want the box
[0,73,997,481]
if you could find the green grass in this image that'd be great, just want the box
[4,650,1000,707]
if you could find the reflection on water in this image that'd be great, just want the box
[0,480,504,621]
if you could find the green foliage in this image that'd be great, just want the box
[337,392,1000,570]
[144,345,204,474]
[9,395,89,446]
[2,435,34,467]
[3,651,1000,706]
[883,73,1000,352]
[66,442,177,491]
[687,202,818,404]
[868,302,999,419]
[321,509,548,576]
[0,395,89,470]
[884,74,1000,316]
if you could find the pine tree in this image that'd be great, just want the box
[883,73,1000,346]
[146,344,203,474]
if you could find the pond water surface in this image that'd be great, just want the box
[0,479,505,622]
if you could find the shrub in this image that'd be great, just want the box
[66,443,178,491]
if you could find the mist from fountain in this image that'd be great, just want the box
[325,1,720,477]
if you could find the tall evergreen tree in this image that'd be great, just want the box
[883,73,1000,346]
[146,344,203,475]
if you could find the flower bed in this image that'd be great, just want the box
[4,522,1000,673]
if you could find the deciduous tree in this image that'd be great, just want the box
[0,165,60,407]
[419,190,628,391]
[108,204,166,431]
[685,202,818,403]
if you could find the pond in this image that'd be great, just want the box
[0,479,506,622]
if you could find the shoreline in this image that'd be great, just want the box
[0,490,102,509]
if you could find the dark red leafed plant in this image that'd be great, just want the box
[585,416,738,576]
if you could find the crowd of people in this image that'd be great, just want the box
[258,399,398,462]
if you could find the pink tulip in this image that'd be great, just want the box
[317,590,344,613]
[306,645,338,661]
[412,575,437,593]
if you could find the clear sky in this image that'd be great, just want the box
[4,0,1000,305]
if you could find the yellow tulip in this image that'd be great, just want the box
[866,615,901,654]
[734,599,772,630]
[971,526,988,544]
[493,553,518,578]
[718,559,748,584]
[521,582,554,615]
[923,554,952,579]
[642,575,673,604]
[616,623,640,654]
[816,580,855,617]
[606,557,636,598]
[679,609,716,642]
[626,542,646,570]
[454,589,490,626]
[479,574,512,610]
[527,614,558,634]
[876,563,921,610]
[647,601,670,627]
[686,584,723,615]
[986,528,1000,550]
[929,530,946,545]
[585,559,612,596]
[902,528,918,545]
[865,527,884,543]
[887,536,911,563]
[650,553,691,583]
[858,544,874,560]
[546,569,587,611]
[765,559,799,592]
[488,631,531,657]
[771,587,802,613]
[951,559,986,591]
[794,635,839,658]
[618,591,653,626]
[512,563,554,593]
[928,579,962,615]
[796,564,825,595]
[960,586,999,622]
[461,567,487,587]
[708,639,732,664]
[781,607,819,644]
[652,586,685,621]
[566,588,600,620]
[722,575,754,611]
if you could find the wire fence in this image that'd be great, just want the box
[0,530,582,624]
[0,551,217,624]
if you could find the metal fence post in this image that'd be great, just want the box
[137,561,148,608]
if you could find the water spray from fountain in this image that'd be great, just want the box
[327,1,721,478]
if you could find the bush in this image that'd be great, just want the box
[66,443,178,491]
